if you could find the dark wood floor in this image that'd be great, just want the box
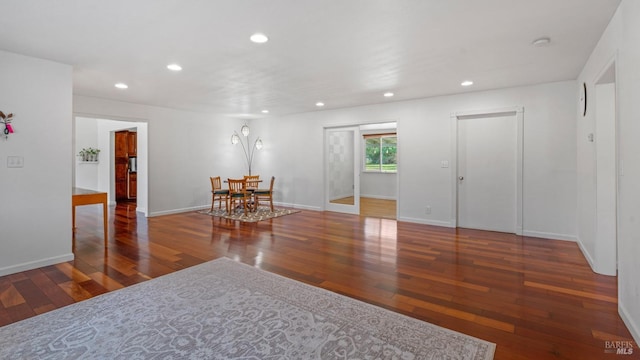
[0,203,637,359]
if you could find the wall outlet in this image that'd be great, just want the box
[425,206,431,214]
[7,156,24,168]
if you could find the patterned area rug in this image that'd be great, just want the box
[199,206,300,222]
[0,258,495,359]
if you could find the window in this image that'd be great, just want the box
[364,133,397,172]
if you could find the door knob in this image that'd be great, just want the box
[458,176,464,181]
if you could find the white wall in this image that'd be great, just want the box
[594,83,616,276]
[577,0,640,344]
[253,81,577,237]
[0,50,73,276]
[361,172,397,200]
[75,118,99,189]
[73,96,241,216]
[575,0,622,278]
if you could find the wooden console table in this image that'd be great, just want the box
[72,187,108,247]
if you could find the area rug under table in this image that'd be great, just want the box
[200,206,300,222]
[0,258,495,359]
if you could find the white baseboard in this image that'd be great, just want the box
[274,202,322,211]
[574,236,617,276]
[397,216,454,228]
[149,205,209,217]
[0,253,75,277]
[575,236,598,272]
[619,300,640,345]
[360,194,397,201]
[521,230,577,242]
[389,221,581,239]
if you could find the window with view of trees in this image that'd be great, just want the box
[364,134,397,172]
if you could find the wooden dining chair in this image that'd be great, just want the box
[227,178,250,215]
[253,176,275,212]
[244,175,260,191]
[210,176,229,211]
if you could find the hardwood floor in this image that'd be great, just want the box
[0,203,636,359]
[360,197,396,219]
[331,196,397,219]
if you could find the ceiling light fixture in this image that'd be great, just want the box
[261,110,269,114]
[115,83,128,89]
[384,92,394,97]
[167,63,182,71]
[461,80,474,87]
[532,37,551,47]
[316,102,325,107]
[250,33,269,43]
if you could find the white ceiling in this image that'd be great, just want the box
[0,0,621,118]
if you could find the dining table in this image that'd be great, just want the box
[72,187,108,247]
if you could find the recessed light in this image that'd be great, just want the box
[316,102,325,107]
[261,110,269,114]
[167,63,182,71]
[461,80,473,87]
[115,83,128,89]
[532,37,551,47]
[250,33,269,43]
[384,92,394,97]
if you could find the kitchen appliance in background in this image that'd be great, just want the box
[129,156,137,172]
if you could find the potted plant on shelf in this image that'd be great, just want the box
[78,148,100,162]
[88,148,100,162]
[78,148,88,161]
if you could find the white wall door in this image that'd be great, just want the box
[325,127,360,214]
[456,110,521,233]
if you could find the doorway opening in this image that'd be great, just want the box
[115,129,138,205]
[73,116,149,217]
[324,122,398,219]
[593,58,618,276]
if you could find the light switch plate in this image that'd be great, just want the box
[7,156,24,168]
[441,160,449,168]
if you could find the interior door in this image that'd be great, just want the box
[325,127,360,214]
[457,113,517,233]
[114,131,128,201]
